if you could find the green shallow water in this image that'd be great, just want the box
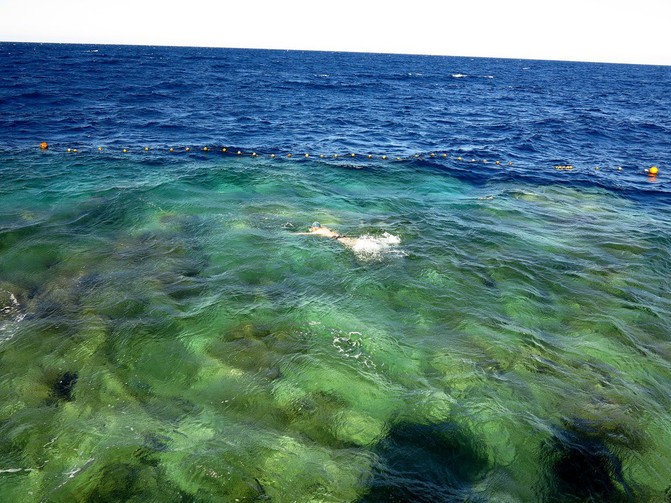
[1,155,670,502]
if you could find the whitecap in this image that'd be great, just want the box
[451,74,467,78]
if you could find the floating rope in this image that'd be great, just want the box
[36,142,661,176]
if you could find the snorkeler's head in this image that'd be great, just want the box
[311,221,321,229]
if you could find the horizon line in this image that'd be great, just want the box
[1,39,668,68]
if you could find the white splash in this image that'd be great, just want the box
[351,232,402,259]
[451,74,467,78]
[1,290,25,343]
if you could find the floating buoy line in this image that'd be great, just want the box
[36,142,661,176]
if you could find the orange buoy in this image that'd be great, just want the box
[40,142,48,150]
[649,166,659,175]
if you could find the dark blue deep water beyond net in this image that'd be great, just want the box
[1,43,671,502]
[1,43,670,176]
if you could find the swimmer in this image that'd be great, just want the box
[293,222,358,247]
[294,222,402,259]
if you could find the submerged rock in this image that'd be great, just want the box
[133,433,172,467]
[265,366,282,381]
[360,420,489,503]
[259,434,374,502]
[51,371,78,402]
[542,418,635,502]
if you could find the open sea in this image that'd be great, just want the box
[1,42,670,502]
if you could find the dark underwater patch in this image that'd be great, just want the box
[133,433,172,467]
[359,420,489,503]
[50,371,78,402]
[541,418,635,503]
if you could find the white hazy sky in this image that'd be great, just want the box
[0,0,669,66]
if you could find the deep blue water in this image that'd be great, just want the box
[1,43,671,502]
[1,43,669,192]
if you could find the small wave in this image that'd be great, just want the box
[451,74,492,79]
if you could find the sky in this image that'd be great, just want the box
[0,0,669,66]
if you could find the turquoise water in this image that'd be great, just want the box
[1,152,670,501]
